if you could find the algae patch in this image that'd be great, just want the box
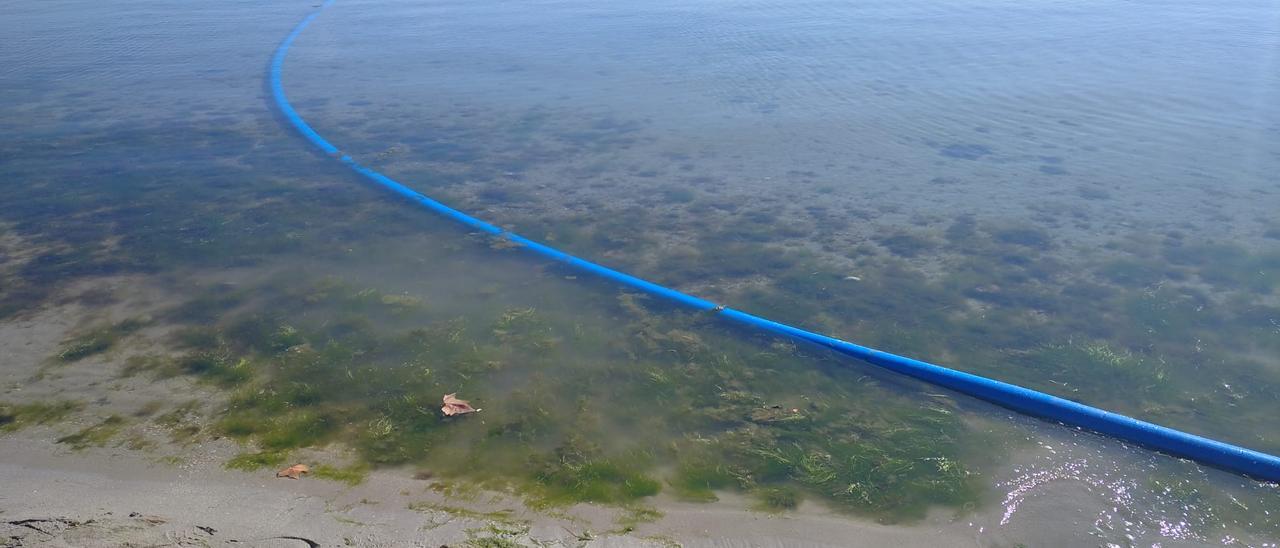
[56,415,126,450]
[0,400,82,433]
[55,318,147,362]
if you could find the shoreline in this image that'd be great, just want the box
[0,271,1269,546]
[0,275,976,547]
[0,431,987,547]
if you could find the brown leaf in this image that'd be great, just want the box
[441,393,479,416]
[276,463,310,479]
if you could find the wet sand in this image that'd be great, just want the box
[1,422,1237,547]
[0,433,999,547]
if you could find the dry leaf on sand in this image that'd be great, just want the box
[441,393,479,416]
[276,463,310,479]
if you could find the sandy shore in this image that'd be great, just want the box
[4,272,1256,547]
[0,431,998,548]
[0,279,987,547]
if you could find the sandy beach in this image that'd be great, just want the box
[0,431,994,547]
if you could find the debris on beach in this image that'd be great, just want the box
[276,463,310,479]
[441,393,479,416]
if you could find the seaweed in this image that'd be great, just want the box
[873,231,938,258]
[0,400,82,433]
[225,450,289,471]
[56,415,126,450]
[312,463,371,486]
[55,318,147,362]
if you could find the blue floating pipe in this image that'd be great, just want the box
[269,1,1280,483]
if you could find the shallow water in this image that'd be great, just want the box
[2,0,1279,545]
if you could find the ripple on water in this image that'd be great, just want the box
[986,422,1279,546]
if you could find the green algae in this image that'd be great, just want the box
[225,450,290,471]
[612,506,663,533]
[55,318,147,362]
[407,502,523,524]
[129,278,988,521]
[121,349,253,388]
[754,486,800,511]
[0,400,82,433]
[122,432,158,451]
[13,173,1277,524]
[874,230,939,258]
[56,415,126,450]
[1016,341,1170,400]
[670,456,735,502]
[313,463,371,486]
[3,104,1278,537]
[530,440,661,505]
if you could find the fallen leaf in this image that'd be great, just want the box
[276,463,310,479]
[442,393,479,416]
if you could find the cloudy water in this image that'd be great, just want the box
[2,0,1279,545]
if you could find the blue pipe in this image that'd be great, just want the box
[269,1,1280,483]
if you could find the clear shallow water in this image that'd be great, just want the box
[2,0,1280,545]
[295,0,1280,240]
[288,0,1280,442]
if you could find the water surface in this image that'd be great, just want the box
[2,0,1279,545]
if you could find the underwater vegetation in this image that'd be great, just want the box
[56,415,127,451]
[5,85,1275,453]
[0,401,82,433]
[626,217,1280,454]
[55,318,148,362]
[32,154,1274,516]
[873,231,938,258]
[0,119,452,322]
[2,64,1277,540]
[114,277,985,521]
[311,463,371,486]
